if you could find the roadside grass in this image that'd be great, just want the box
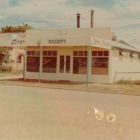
[0,79,139,96]
[117,80,140,85]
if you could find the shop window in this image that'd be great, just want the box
[27,51,40,56]
[73,51,78,56]
[92,51,109,57]
[79,51,83,56]
[84,51,87,56]
[27,51,40,72]
[73,57,87,74]
[138,54,140,59]
[73,51,87,74]
[66,56,71,73]
[43,51,57,73]
[130,52,134,57]
[0,54,4,62]
[92,51,97,56]
[98,51,103,56]
[43,51,57,57]
[104,51,109,56]
[92,51,108,75]
[92,58,108,67]
[73,51,87,56]
[60,55,64,73]
[17,55,22,63]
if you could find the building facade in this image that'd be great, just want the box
[0,33,25,71]
[24,28,140,83]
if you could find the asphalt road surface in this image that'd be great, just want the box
[0,84,140,140]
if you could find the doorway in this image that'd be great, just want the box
[59,55,71,80]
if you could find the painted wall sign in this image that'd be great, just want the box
[48,39,66,44]
[11,39,25,45]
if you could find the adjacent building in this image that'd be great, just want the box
[0,33,25,71]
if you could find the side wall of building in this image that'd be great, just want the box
[110,49,140,83]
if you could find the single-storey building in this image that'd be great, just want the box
[24,27,140,83]
[0,33,25,71]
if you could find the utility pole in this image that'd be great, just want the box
[36,41,42,83]
[86,46,91,87]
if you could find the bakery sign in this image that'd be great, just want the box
[48,39,66,44]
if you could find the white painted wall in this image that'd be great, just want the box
[9,47,25,71]
[25,28,112,47]
[110,49,140,83]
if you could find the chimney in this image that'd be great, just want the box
[90,10,95,28]
[76,13,80,28]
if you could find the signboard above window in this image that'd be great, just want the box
[48,39,66,44]
[11,39,25,45]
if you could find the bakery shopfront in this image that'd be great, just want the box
[24,28,112,83]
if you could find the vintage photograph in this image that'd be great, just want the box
[0,0,140,139]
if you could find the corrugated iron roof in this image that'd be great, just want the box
[111,41,140,52]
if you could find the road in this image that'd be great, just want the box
[0,84,140,140]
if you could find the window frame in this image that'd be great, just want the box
[42,51,57,73]
[26,51,40,72]
[73,51,87,74]
[92,51,109,75]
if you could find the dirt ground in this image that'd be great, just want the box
[0,84,140,140]
[0,79,140,96]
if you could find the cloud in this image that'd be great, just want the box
[0,0,140,42]
[65,0,116,9]
[0,0,9,7]
[111,0,140,18]
[0,0,139,26]
[1,0,116,28]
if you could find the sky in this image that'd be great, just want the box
[0,0,140,44]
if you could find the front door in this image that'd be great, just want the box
[59,55,71,80]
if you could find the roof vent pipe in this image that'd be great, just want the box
[76,13,80,28]
[90,10,95,28]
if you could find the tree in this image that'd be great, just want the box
[1,23,33,33]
